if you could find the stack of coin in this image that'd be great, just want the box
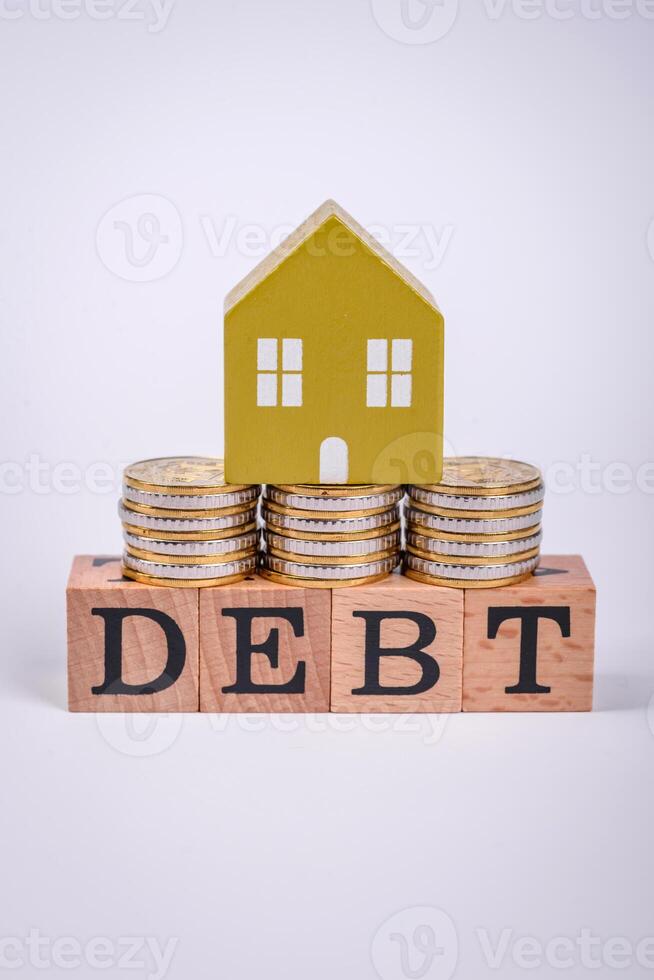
[404,457,544,588]
[260,484,403,587]
[119,457,259,587]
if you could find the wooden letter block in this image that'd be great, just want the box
[463,555,596,712]
[200,576,331,712]
[67,556,200,712]
[331,572,463,712]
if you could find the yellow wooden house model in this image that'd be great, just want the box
[224,200,444,485]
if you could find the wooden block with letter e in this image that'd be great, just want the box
[463,555,596,712]
[67,555,200,712]
[331,571,463,712]
[200,576,331,712]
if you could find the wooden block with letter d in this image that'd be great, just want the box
[331,571,463,712]
[463,555,596,711]
[67,555,200,712]
[199,576,331,712]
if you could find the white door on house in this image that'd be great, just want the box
[319,437,349,483]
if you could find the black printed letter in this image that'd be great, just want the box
[221,607,306,694]
[487,606,571,695]
[91,607,186,695]
[351,610,439,696]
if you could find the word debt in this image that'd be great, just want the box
[67,555,595,713]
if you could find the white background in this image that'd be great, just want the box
[1,1,654,977]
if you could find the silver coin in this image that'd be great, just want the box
[404,552,540,580]
[407,529,542,558]
[123,530,258,557]
[122,551,256,580]
[118,500,257,533]
[122,484,259,511]
[261,552,401,580]
[265,529,400,558]
[408,483,544,512]
[406,505,543,536]
[264,486,402,512]
[262,505,400,535]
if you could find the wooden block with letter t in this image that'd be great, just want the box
[331,571,463,712]
[199,576,331,712]
[463,555,596,712]
[67,555,200,712]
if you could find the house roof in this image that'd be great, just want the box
[224,199,440,315]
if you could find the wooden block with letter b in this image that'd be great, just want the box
[67,555,200,712]
[330,571,463,712]
[199,576,331,712]
[463,555,596,712]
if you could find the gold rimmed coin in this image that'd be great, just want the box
[406,506,543,535]
[262,519,401,543]
[123,484,259,511]
[126,545,256,565]
[263,503,400,536]
[407,528,542,558]
[264,486,402,513]
[407,522,542,543]
[123,530,258,556]
[122,568,254,588]
[262,499,393,520]
[403,568,535,589]
[124,456,255,495]
[121,519,258,542]
[122,551,256,581]
[407,497,542,520]
[261,552,400,581]
[406,543,540,566]
[121,498,256,519]
[259,569,397,589]
[417,457,542,496]
[265,545,399,566]
[118,501,257,534]
[402,551,540,588]
[409,483,544,513]
[265,528,400,556]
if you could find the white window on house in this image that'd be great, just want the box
[257,338,303,407]
[366,338,412,407]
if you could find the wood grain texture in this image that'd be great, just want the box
[463,554,596,712]
[200,576,331,712]
[331,570,463,712]
[67,555,199,712]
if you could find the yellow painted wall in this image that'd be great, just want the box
[224,216,443,485]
